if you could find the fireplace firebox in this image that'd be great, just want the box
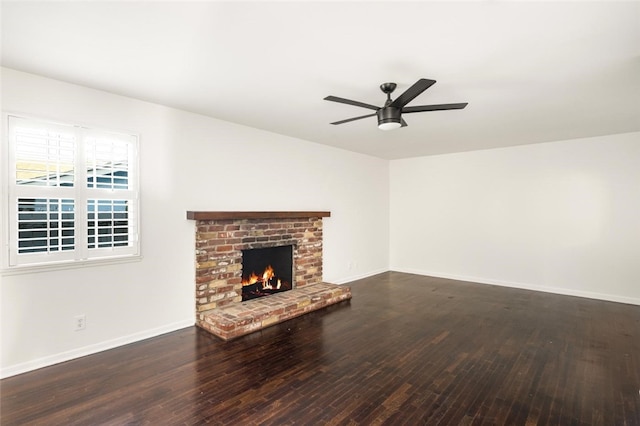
[241,245,293,301]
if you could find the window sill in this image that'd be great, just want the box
[1,254,143,276]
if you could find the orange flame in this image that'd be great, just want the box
[245,272,259,285]
[242,265,278,288]
[263,265,274,281]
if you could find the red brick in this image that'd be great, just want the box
[214,285,233,294]
[216,298,235,308]
[215,321,235,332]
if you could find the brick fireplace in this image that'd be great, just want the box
[187,211,352,339]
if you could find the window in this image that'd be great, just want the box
[4,115,139,267]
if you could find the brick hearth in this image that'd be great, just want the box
[187,211,352,339]
[199,282,352,340]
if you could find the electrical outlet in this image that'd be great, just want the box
[74,314,86,331]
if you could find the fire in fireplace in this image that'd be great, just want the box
[241,245,293,301]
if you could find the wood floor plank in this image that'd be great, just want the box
[1,272,638,425]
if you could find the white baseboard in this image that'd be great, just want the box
[330,268,389,285]
[1,319,194,379]
[391,267,640,306]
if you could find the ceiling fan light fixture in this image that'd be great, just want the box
[378,121,402,131]
[377,107,402,131]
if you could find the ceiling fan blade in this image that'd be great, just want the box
[330,113,377,125]
[324,96,379,111]
[402,103,468,113]
[401,118,408,127]
[389,79,436,108]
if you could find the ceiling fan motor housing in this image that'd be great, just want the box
[377,107,402,127]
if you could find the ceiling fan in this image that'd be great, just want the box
[324,78,468,130]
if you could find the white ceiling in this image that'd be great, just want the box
[2,1,639,159]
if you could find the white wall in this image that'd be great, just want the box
[390,132,640,305]
[0,68,390,377]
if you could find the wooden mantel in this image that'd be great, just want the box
[186,211,331,220]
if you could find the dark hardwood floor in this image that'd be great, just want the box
[2,272,639,425]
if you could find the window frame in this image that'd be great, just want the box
[2,113,141,272]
